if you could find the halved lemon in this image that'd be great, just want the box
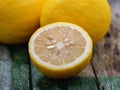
[28,22,93,79]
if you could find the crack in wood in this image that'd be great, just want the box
[91,61,100,90]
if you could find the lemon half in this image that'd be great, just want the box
[29,22,93,79]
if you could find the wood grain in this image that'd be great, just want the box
[91,0,120,90]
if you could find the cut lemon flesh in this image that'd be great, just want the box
[29,22,93,79]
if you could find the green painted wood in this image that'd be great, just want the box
[7,44,29,90]
[98,77,120,90]
[0,44,30,89]
[67,77,97,90]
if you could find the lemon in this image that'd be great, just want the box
[29,22,93,79]
[0,0,46,44]
[40,0,111,44]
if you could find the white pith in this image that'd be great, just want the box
[29,22,92,70]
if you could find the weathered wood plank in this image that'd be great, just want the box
[0,44,11,90]
[8,44,30,90]
[67,77,97,90]
[79,64,95,77]
[91,0,120,90]
[0,44,30,90]
[92,0,120,77]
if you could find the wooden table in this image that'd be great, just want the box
[0,0,120,90]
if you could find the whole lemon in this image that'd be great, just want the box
[0,0,46,44]
[40,0,111,44]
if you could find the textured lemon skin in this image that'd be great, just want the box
[40,0,111,44]
[29,22,93,79]
[0,0,46,44]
